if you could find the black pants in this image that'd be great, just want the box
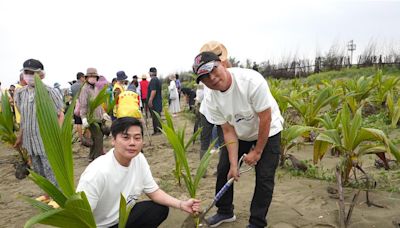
[193,104,201,143]
[110,201,169,228]
[88,122,103,160]
[141,98,149,118]
[150,109,162,133]
[199,113,224,160]
[215,132,280,227]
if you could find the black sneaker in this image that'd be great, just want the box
[246,224,259,228]
[206,213,236,227]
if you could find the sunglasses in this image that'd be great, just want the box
[197,61,220,77]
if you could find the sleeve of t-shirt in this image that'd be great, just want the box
[249,76,271,113]
[148,79,155,92]
[76,172,105,211]
[140,155,159,194]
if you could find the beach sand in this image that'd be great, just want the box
[1,113,399,228]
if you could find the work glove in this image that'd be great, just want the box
[103,113,111,121]
[82,118,89,129]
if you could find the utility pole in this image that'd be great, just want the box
[347,40,356,66]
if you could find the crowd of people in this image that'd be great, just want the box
[1,40,284,228]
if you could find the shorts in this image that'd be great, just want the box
[74,115,82,124]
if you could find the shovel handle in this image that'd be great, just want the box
[215,178,234,201]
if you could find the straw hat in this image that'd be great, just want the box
[200,41,228,61]
[86,68,99,78]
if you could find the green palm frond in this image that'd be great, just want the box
[23,76,97,227]
[118,194,131,228]
[157,109,214,198]
[0,92,17,144]
[313,99,400,179]
[87,86,108,127]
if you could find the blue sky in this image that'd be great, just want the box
[0,0,399,89]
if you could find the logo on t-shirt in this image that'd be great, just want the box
[235,113,254,123]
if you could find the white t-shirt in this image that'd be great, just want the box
[195,84,204,103]
[199,86,216,124]
[76,149,159,228]
[205,67,284,141]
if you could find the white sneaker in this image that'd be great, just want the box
[210,148,219,154]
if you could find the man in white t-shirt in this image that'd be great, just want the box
[192,51,284,228]
[198,41,230,161]
[77,117,201,228]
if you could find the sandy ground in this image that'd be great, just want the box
[1,113,400,228]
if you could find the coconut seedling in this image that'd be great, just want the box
[284,87,339,127]
[279,124,314,167]
[23,75,130,228]
[105,92,116,115]
[338,76,375,115]
[157,110,216,228]
[268,78,289,114]
[86,86,109,129]
[0,92,16,144]
[313,103,400,178]
[386,91,400,128]
[313,103,400,226]
[0,91,29,179]
[371,70,400,106]
[317,112,342,157]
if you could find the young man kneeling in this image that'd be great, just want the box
[77,117,201,228]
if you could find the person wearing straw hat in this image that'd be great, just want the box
[198,41,230,162]
[79,67,110,162]
[192,47,284,227]
[14,59,64,205]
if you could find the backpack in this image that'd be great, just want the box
[116,91,142,119]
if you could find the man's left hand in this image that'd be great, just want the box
[243,148,261,166]
[180,199,201,214]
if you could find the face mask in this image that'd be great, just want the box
[87,77,97,85]
[23,74,35,87]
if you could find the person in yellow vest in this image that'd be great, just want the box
[14,73,27,125]
[116,91,142,119]
[113,71,128,119]
[114,72,143,123]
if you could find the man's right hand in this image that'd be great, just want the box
[82,118,89,129]
[227,166,240,181]
[148,100,153,108]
